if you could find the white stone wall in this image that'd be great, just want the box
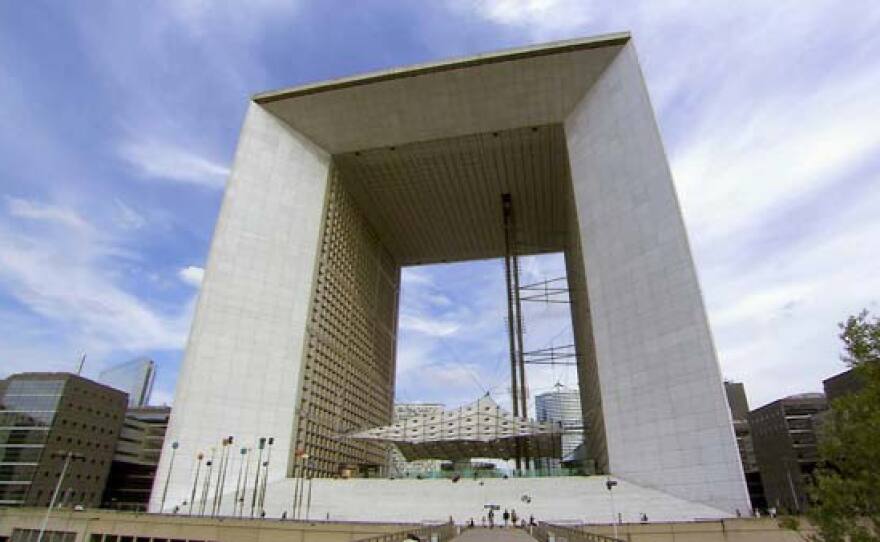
[220,476,732,523]
[149,103,331,512]
[564,43,750,514]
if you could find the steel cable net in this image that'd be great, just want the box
[344,395,562,461]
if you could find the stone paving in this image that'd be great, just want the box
[449,527,539,542]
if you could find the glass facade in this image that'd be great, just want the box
[0,378,65,505]
[535,388,584,470]
[98,358,156,408]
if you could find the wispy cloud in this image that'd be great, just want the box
[118,139,229,189]
[6,196,90,231]
[399,313,460,337]
[449,0,880,409]
[0,196,195,376]
[113,199,147,230]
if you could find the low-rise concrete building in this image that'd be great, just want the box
[102,406,171,511]
[748,393,827,513]
[822,368,864,403]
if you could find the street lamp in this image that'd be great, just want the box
[37,451,84,542]
[605,478,619,540]
[160,441,179,513]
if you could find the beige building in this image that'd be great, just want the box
[0,508,416,542]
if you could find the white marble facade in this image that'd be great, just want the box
[151,35,750,517]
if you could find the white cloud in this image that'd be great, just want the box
[118,139,229,189]
[450,0,880,410]
[399,313,460,336]
[451,0,597,40]
[0,197,194,377]
[6,196,90,231]
[178,265,205,287]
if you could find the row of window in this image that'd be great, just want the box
[87,536,217,542]
[0,411,56,427]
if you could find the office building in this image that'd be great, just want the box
[387,403,444,478]
[102,406,171,511]
[749,393,827,513]
[535,388,584,470]
[152,34,749,517]
[98,358,156,408]
[0,372,127,507]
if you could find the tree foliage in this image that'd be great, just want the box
[807,310,880,541]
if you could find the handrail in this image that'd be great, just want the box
[533,522,624,542]
[354,522,456,542]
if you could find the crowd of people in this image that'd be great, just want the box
[464,508,537,529]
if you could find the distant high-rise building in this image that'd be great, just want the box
[0,372,127,508]
[724,381,765,511]
[102,406,171,511]
[749,393,827,514]
[388,403,445,478]
[724,381,749,421]
[98,358,156,408]
[535,387,583,470]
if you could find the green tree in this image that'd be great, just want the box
[807,310,880,541]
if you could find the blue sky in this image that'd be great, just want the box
[1,1,878,412]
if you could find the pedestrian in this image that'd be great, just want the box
[529,515,536,526]
[511,509,518,526]
[503,509,510,527]
[488,509,495,529]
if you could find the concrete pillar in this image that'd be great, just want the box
[564,43,750,514]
